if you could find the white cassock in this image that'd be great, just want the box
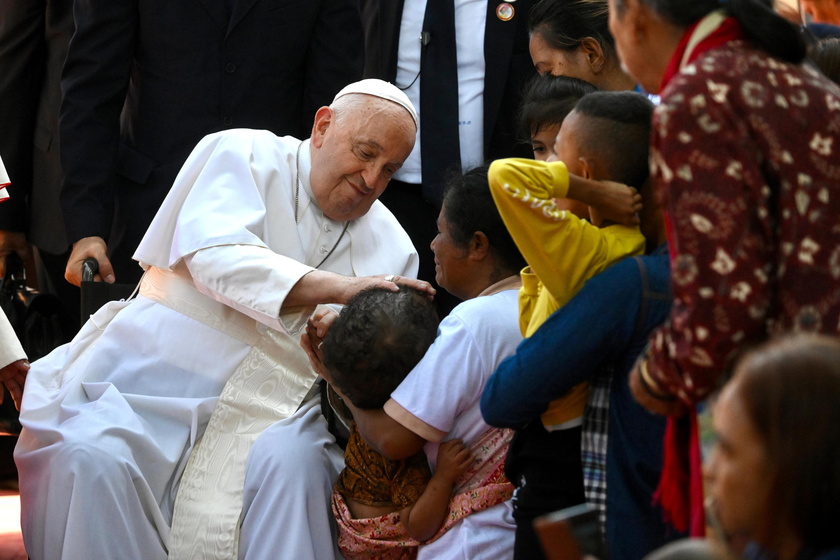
[15,130,418,560]
[0,312,26,368]
[0,155,24,366]
[0,154,9,201]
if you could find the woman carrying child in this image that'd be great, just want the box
[304,166,527,559]
[317,286,474,559]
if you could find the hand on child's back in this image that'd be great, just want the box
[434,439,474,483]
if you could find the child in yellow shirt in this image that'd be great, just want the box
[488,91,655,559]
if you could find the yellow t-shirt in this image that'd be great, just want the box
[488,158,645,428]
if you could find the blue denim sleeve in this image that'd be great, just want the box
[480,258,643,429]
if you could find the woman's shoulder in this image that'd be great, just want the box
[667,42,836,98]
[443,289,521,344]
[449,289,519,319]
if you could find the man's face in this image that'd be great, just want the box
[309,99,415,222]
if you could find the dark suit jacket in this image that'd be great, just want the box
[360,0,535,186]
[0,0,73,254]
[59,0,364,282]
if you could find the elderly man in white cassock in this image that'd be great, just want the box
[15,79,429,560]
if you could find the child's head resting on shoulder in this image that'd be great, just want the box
[518,74,598,161]
[553,90,653,190]
[320,287,439,410]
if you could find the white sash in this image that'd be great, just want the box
[140,267,318,560]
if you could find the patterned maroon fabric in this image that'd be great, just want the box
[647,40,840,405]
[336,424,432,510]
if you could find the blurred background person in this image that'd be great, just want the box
[706,334,840,560]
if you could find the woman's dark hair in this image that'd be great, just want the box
[611,0,806,64]
[518,74,599,141]
[321,287,439,410]
[732,333,840,552]
[529,0,617,60]
[441,166,526,275]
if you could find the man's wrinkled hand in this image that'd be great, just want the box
[335,274,436,305]
[65,236,113,286]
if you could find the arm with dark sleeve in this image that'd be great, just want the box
[58,0,137,244]
[639,86,772,406]
[0,0,44,232]
[481,260,641,428]
[300,0,365,130]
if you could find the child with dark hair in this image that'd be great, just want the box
[519,74,598,161]
[487,90,654,559]
[321,287,473,559]
[518,74,599,221]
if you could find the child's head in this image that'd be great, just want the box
[553,90,653,189]
[518,74,598,161]
[320,287,439,410]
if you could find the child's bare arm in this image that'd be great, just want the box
[567,174,641,227]
[401,439,474,542]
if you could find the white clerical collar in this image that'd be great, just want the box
[298,138,315,209]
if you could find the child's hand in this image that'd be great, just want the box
[434,439,474,483]
[591,180,641,227]
[300,307,339,380]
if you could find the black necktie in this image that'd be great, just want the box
[420,0,461,206]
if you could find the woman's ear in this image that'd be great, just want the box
[310,106,334,148]
[469,231,491,260]
[579,37,606,74]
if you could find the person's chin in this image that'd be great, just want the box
[324,197,366,222]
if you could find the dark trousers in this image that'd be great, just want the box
[505,422,586,560]
[38,248,81,334]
